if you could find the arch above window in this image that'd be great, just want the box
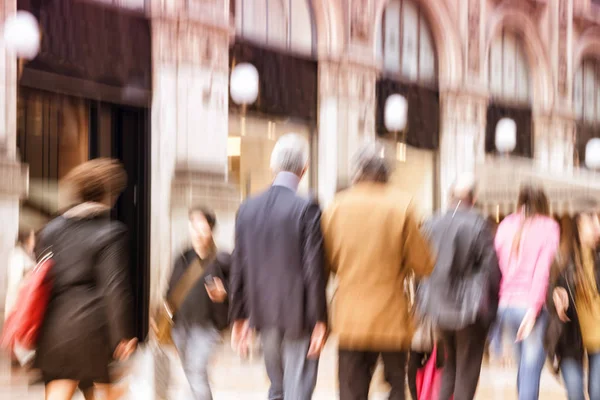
[488,29,531,105]
[574,58,600,124]
[377,0,437,86]
[234,0,315,56]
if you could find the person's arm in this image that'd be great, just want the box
[402,205,435,279]
[229,211,248,322]
[530,221,560,316]
[95,225,134,351]
[301,201,328,326]
[166,254,186,301]
[474,221,502,319]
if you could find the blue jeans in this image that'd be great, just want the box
[561,353,600,400]
[497,307,548,400]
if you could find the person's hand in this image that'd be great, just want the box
[516,309,537,342]
[307,322,327,359]
[206,277,227,303]
[231,320,250,358]
[114,338,138,361]
[553,287,570,322]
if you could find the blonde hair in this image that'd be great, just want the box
[62,158,127,204]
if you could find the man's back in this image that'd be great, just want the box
[322,183,434,350]
[231,185,327,338]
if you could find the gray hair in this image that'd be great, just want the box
[451,172,477,203]
[270,133,310,176]
[352,142,390,183]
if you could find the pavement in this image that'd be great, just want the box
[0,336,569,399]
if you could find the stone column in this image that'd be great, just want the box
[317,60,377,207]
[534,113,576,172]
[0,2,29,318]
[438,90,488,210]
[149,0,238,309]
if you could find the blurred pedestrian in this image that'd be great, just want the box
[419,174,501,400]
[546,211,600,400]
[165,206,231,400]
[34,158,137,400]
[321,143,434,400]
[230,133,328,400]
[5,229,36,322]
[494,185,559,400]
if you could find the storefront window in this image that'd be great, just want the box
[228,115,313,198]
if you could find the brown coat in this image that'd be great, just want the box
[322,183,434,351]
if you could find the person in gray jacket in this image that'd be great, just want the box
[419,174,502,400]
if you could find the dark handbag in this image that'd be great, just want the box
[418,270,489,331]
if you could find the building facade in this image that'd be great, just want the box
[1,0,600,329]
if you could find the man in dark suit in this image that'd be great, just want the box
[230,133,328,400]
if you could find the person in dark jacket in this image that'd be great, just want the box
[34,158,136,400]
[166,206,230,400]
[420,174,502,400]
[546,212,600,400]
[230,133,328,400]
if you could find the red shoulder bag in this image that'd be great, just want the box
[1,251,54,351]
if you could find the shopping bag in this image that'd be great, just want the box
[124,339,171,400]
[416,345,452,400]
[1,252,54,352]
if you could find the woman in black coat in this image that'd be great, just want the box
[34,158,137,400]
[545,212,600,400]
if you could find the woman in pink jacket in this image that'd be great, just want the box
[494,185,560,400]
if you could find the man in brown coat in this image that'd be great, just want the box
[321,143,435,400]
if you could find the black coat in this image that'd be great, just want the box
[420,207,502,329]
[34,208,133,384]
[545,253,600,372]
[167,249,231,331]
[230,186,328,339]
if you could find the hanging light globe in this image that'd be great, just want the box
[3,11,41,60]
[230,63,259,105]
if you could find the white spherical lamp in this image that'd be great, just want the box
[230,63,259,105]
[585,138,600,170]
[384,94,408,132]
[3,11,41,60]
[495,118,517,154]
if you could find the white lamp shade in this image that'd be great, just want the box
[384,94,408,132]
[585,138,600,169]
[230,63,259,105]
[3,11,41,60]
[495,118,517,153]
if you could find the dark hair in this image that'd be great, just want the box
[16,229,32,246]
[188,206,217,230]
[517,184,549,217]
[62,158,127,203]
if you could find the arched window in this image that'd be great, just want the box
[377,0,437,85]
[573,59,600,124]
[234,0,315,56]
[573,58,600,166]
[488,29,531,105]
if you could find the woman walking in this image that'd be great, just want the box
[546,212,600,400]
[494,185,560,400]
[34,158,137,400]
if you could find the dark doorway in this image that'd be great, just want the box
[90,103,151,341]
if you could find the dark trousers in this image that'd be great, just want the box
[338,349,407,400]
[438,323,488,400]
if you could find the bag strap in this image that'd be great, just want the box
[166,255,206,315]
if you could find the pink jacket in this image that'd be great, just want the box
[494,213,560,315]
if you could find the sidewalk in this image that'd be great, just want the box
[1,337,568,399]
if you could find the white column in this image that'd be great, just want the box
[317,60,376,208]
[0,1,28,317]
[150,0,235,309]
[534,114,575,172]
[439,91,488,210]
